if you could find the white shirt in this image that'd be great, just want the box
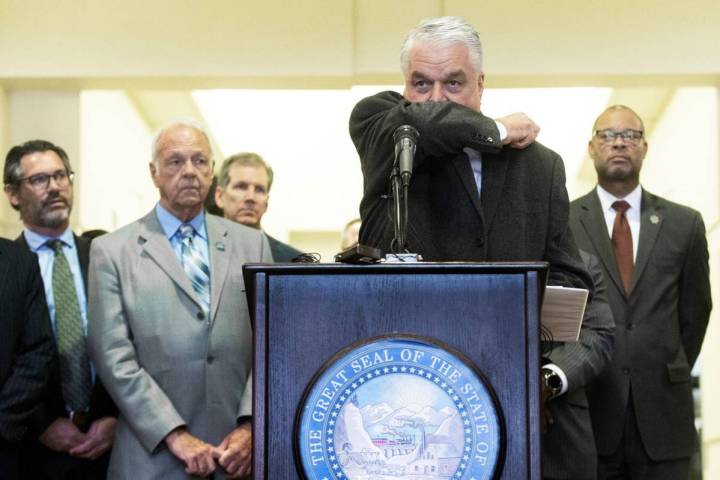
[596,184,642,263]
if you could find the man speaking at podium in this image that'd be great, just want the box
[349,16,611,479]
[349,16,590,290]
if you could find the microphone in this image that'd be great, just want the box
[393,125,419,187]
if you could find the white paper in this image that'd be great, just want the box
[541,286,589,342]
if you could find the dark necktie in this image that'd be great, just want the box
[49,239,92,412]
[611,200,633,295]
[178,224,211,316]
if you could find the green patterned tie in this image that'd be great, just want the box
[49,239,92,412]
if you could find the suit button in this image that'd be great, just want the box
[207,355,215,364]
[622,367,630,374]
[626,323,634,331]
[196,312,204,321]
[476,236,484,247]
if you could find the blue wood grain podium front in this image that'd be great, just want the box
[244,262,547,480]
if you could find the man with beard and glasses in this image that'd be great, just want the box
[3,140,118,480]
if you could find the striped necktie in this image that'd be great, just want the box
[48,239,92,412]
[178,224,211,316]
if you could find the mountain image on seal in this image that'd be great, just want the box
[334,385,464,478]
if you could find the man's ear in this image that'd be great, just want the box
[4,184,20,209]
[214,186,225,210]
[149,162,159,187]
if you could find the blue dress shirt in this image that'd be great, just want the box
[23,227,88,336]
[154,203,210,272]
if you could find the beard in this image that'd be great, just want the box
[21,195,72,230]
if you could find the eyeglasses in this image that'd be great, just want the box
[18,170,74,190]
[594,129,644,144]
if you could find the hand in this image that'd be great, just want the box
[165,428,220,478]
[39,418,85,452]
[69,417,117,459]
[496,113,540,149]
[541,383,554,434]
[217,423,252,479]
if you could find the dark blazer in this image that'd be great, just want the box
[350,90,592,289]
[570,188,711,460]
[15,233,117,434]
[0,238,55,444]
[266,233,302,262]
[543,250,615,479]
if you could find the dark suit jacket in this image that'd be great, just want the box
[350,90,592,289]
[0,239,55,444]
[266,233,302,262]
[16,233,117,435]
[570,188,711,460]
[543,250,615,479]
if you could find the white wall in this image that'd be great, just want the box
[1,90,81,237]
[79,91,154,231]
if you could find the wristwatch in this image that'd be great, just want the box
[542,367,563,398]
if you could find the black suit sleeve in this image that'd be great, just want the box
[349,91,502,203]
[678,212,712,367]
[544,153,595,291]
[0,250,56,442]
[548,251,614,390]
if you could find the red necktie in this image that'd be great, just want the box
[611,200,633,294]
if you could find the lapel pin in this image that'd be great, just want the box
[650,214,660,224]
[216,242,225,251]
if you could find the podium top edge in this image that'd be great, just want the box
[242,261,550,275]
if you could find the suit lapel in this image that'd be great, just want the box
[632,190,662,290]
[578,191,627,296]
[480,151,509,230]
[0,246,8,297]
[137,211,200,309]
[74,235,90,292]
[206,216,231,324]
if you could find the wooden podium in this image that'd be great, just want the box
[244,262,547,479]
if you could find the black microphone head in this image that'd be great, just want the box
[393,125,419,143]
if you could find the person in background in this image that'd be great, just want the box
[87,120,271,479]
[570,105,711,479]
[214,152,302,262]
[0,238,55,480]
[339,218,361,251]
[4,139,118,479]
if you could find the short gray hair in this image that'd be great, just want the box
[400,16,483,75]
[218,152,274,192]
[151,117,213,165]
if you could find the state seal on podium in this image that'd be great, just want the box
[296,335,505,479]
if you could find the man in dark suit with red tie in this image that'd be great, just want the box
[570,105,712,479]
[4,140,118,479]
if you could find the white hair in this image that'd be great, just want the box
[400,16,483,75]
[151,117,213,165]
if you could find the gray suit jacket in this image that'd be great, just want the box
[543,250,615,479]
[570,188,711,461]
[87,210,272,479]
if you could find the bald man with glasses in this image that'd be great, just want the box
[570,106,712,479]
[4,140,118,480]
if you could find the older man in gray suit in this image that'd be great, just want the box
[88,120,271,479]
